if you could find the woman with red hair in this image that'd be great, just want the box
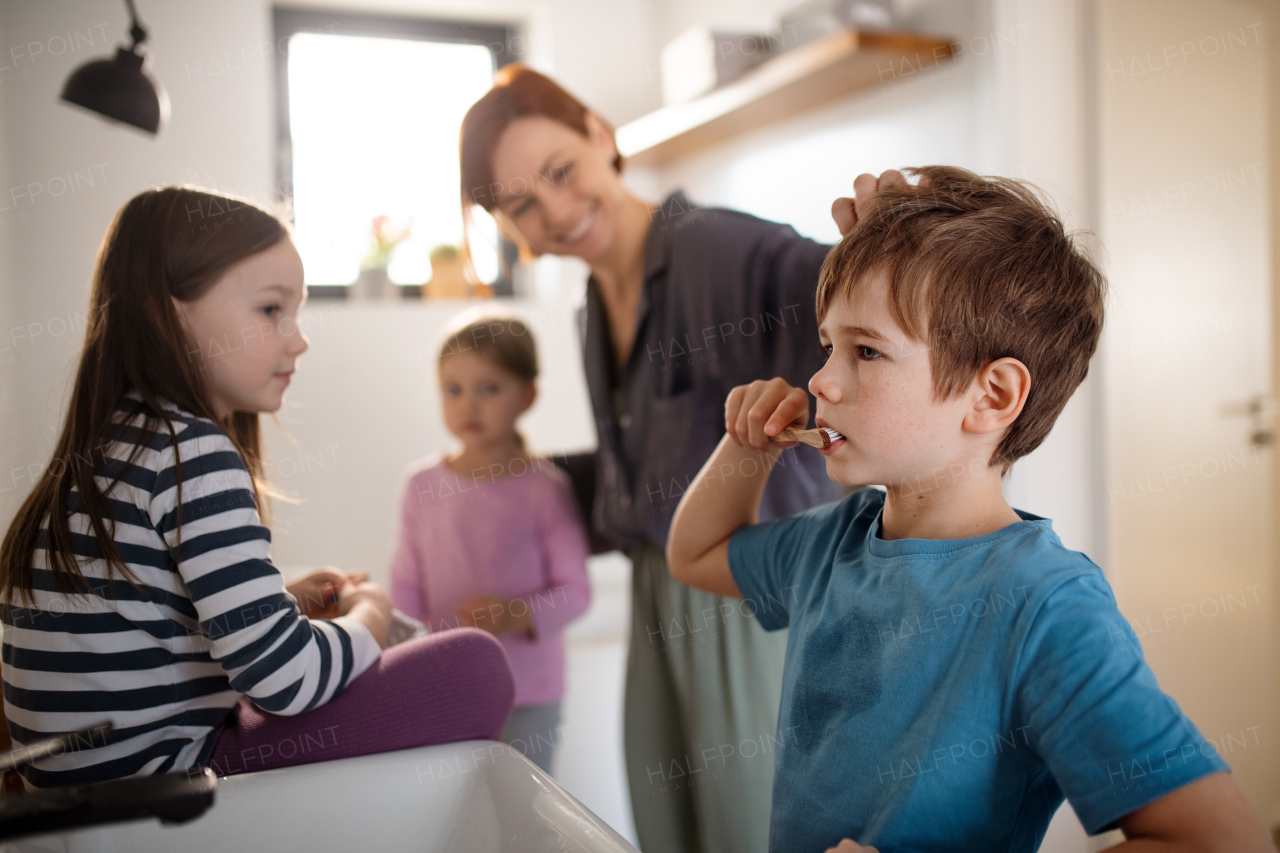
[459,64,894,852]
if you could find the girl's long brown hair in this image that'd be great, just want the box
[0,187,288,606]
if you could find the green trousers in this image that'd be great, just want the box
[624,544,788,853]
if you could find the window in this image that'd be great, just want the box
[273,9,516,296]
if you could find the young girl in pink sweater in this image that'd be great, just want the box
[389,313,591,774]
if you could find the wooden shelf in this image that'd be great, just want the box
[617,29,955,167]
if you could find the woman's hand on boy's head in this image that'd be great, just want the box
[725,378,809,451]
[831,169,908,237]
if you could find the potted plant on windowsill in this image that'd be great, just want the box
[424,244,491,300]
[354,215,411,300]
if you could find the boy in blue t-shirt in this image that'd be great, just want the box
[665,167,1272,852]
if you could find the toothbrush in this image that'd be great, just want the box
[776,426,844,449]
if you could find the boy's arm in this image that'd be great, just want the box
[817,772,1269,853]
[666,378,809,598]
[1109,771,1273,852]
[1013,573,1272,852]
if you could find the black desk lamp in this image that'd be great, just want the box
[60,0,169,135]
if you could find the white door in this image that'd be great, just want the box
[1096,0,1277,831]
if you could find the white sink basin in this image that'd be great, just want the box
[2,741,640,852]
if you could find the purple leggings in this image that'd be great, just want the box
[207,628,515,777]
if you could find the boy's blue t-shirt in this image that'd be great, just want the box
[728,488,1227,853]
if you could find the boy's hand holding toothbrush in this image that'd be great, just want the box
[725,378,842,451]
[666,377,841,599]
[725,378,810,451]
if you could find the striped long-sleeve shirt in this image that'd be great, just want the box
[1,394,380,787]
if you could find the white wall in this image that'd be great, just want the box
[992,1,1102,847]
[0,0,279,527]
[0,0,658,541]
[988,0,1101,566]
[0,0,20,526]
[637,0,997,242]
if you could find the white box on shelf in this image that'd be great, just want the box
[660,26,777,105]
[780,0,896,47]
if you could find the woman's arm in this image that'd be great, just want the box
[550,450,618,555]
[667,378,809,597]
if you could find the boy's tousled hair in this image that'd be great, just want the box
[0,186,289,606]
[816,166,1106,473]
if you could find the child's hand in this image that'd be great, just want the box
[831,169,908,236]
[336,580,393,648]
[286,567,349,619]
[824,840,879,853]
[456,595,533,638]
[725,378,810,452]
[336,579,389,613]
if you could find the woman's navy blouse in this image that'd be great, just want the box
[574,191,842,550]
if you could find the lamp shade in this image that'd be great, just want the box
[60,47,169,134]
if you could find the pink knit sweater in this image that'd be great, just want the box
[388,455,591,706]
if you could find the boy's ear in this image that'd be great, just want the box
[962,357,1030,436]
[521,382,537,414]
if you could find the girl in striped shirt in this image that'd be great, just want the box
[0,187,514,787]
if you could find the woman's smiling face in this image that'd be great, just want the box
[487,114,628,263]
